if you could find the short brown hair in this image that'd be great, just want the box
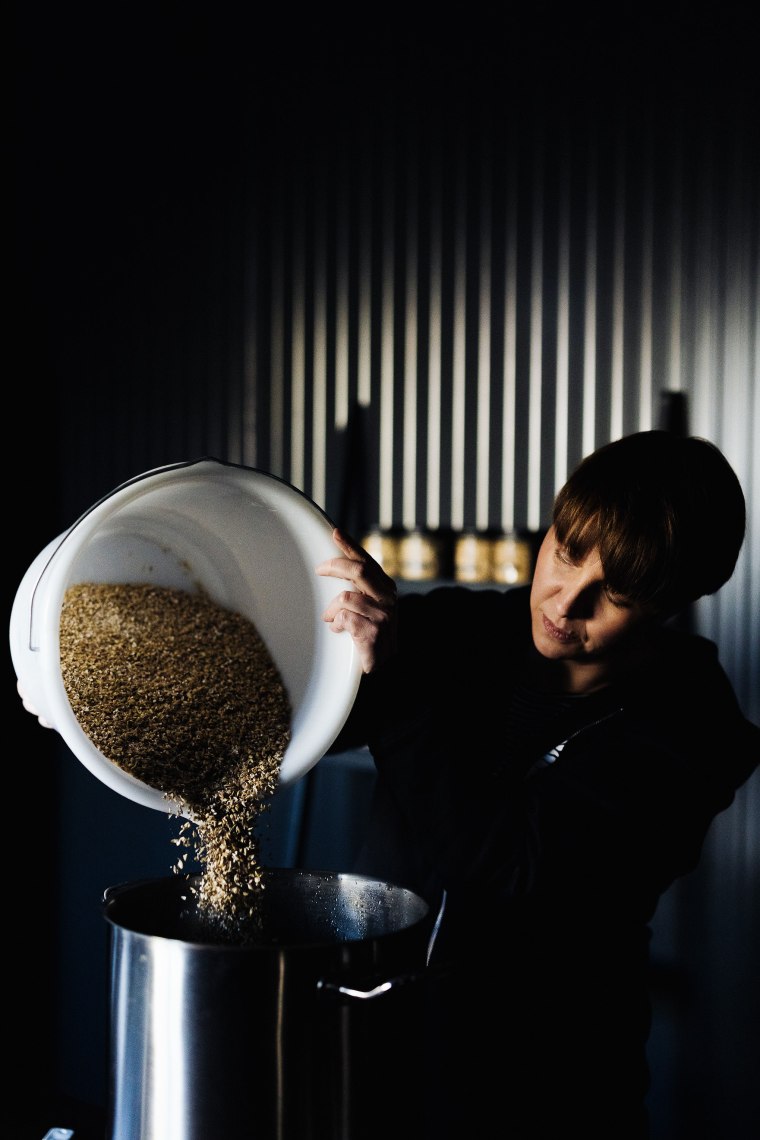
[552,431,746,614]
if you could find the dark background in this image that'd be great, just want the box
[11,5,759,1138]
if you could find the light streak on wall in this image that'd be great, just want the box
[312,173,327,508]
[582,136,598,458]
[527,134,544,532]
[610,134,626,442]
[290,192,306,491]
[358,146,372,409]
[638,144,654,431]
[451,147,467,532]
[379,132,395,529]
[667,129,684,391]
[427,145,443,530]
[476,142,492,531]
[269,191,285,476]
[335,166,350,432]
[241,223,258,469]
[690,126,716,506]
[402,142,419,529]
[554,139,570,495]
[501,157,518,532]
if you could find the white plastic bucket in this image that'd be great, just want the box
[9,458,362,814]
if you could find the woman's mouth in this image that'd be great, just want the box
[542,614,579,643]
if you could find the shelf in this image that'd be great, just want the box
[397,578,522,594]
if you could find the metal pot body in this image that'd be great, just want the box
[104,870,431,1140]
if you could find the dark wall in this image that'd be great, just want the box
[11,6,759,1137]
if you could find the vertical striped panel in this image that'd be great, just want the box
[312,163,328,510]
[269,180,286,478]
[667,116,684,391]
[475,137,492,531]
[357,142,372,411]
[638,130,655,432]
[334,160,351,433]
[450,134,467,532]
[290,187,306,493]
[527,129,544,532]
[501,155,518,531]
[582,134,598,458]
[554,137,571,497]
[379,127,396,530]
[426,139,443,530]
[610,134,625,442]
[402,133,419,530]
[226,91,757,734]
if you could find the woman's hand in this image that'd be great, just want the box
[17,680,54,728]
[316,528,398,674]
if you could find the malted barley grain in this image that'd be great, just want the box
[60,582,292,941]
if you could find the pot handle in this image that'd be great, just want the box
[317,963,447,1002]
[103,877,165,903]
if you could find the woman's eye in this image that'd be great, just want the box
[555,547,574,566]
[605,588,632,609]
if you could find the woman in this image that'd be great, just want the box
[316,430,760,1139]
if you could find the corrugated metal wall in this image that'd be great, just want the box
[229,88,759,722]
[227,92,758,1130]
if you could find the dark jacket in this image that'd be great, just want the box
[332,585,760,1138]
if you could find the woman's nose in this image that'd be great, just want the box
[556,582,593,618]
[553,588,569,615]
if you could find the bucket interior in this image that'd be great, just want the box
[10,460,362,810]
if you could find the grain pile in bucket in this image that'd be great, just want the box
[59,582,292,942]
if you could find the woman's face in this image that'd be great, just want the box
[530,526,655,685]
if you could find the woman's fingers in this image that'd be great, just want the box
[322,595,396,673]
[315,528,396,603]
[17,680,54,728]
[316,528,398,673]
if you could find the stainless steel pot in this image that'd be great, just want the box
[103,870,431,1140]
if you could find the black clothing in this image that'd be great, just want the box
[331,585,760,1139]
